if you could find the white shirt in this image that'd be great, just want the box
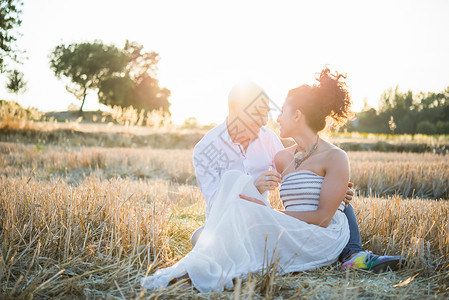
[193,120,284,217]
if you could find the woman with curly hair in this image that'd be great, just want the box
[142,68,361,292]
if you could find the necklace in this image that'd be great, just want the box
[294,136,319,169]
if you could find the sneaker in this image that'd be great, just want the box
[341,251,404,273]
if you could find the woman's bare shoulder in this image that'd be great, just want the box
[274,145,296,173]
[275,145,296,160]
[321,141,349,168]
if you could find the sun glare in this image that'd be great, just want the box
[0,0,448,125]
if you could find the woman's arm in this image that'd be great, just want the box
[282,149,350,227]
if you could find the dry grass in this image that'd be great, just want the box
[0,143,196,186]
[0,174,202,299]
[0,176,447,299]
[101,105,172,128]
[0,101,173,129]
[1,143,447,199]
[1,141,448,298]
[0,125,207,150]
[348,151,449,199]
[355,197,449,272]
[0,100,44,129]
[329,131,449,145]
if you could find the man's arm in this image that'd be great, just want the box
[192,142,222,216]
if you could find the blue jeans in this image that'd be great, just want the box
[339,204,363,262]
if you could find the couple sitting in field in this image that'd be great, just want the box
[141,68,403,292]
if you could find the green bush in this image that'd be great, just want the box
[436,120,449,134]
[416,121,437,135]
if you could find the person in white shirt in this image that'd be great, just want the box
[191,80,402,272]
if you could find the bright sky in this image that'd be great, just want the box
[1,0,448,124]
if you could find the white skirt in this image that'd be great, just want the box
[141,170,349,292]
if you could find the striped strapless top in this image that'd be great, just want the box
[279,170,346,213]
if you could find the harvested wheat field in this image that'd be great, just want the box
[0,133,448,299]
[2,1,449,297]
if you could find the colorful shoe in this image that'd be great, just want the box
[341,251,404,273]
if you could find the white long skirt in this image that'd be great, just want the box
[141,170,349,292]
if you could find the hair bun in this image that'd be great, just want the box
[314,67,353,128]
[287,67,353,132]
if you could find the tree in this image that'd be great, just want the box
[97,75,134,107]
[97,41,171,113]
[129,73,171,112]
[5,69,26,97]
[0,0,23,72]
[49,41,127,115]
[355,107,388,133]
[123,41,159,82]
[50,40,171,115]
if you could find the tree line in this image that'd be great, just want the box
[346,86,449,135]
